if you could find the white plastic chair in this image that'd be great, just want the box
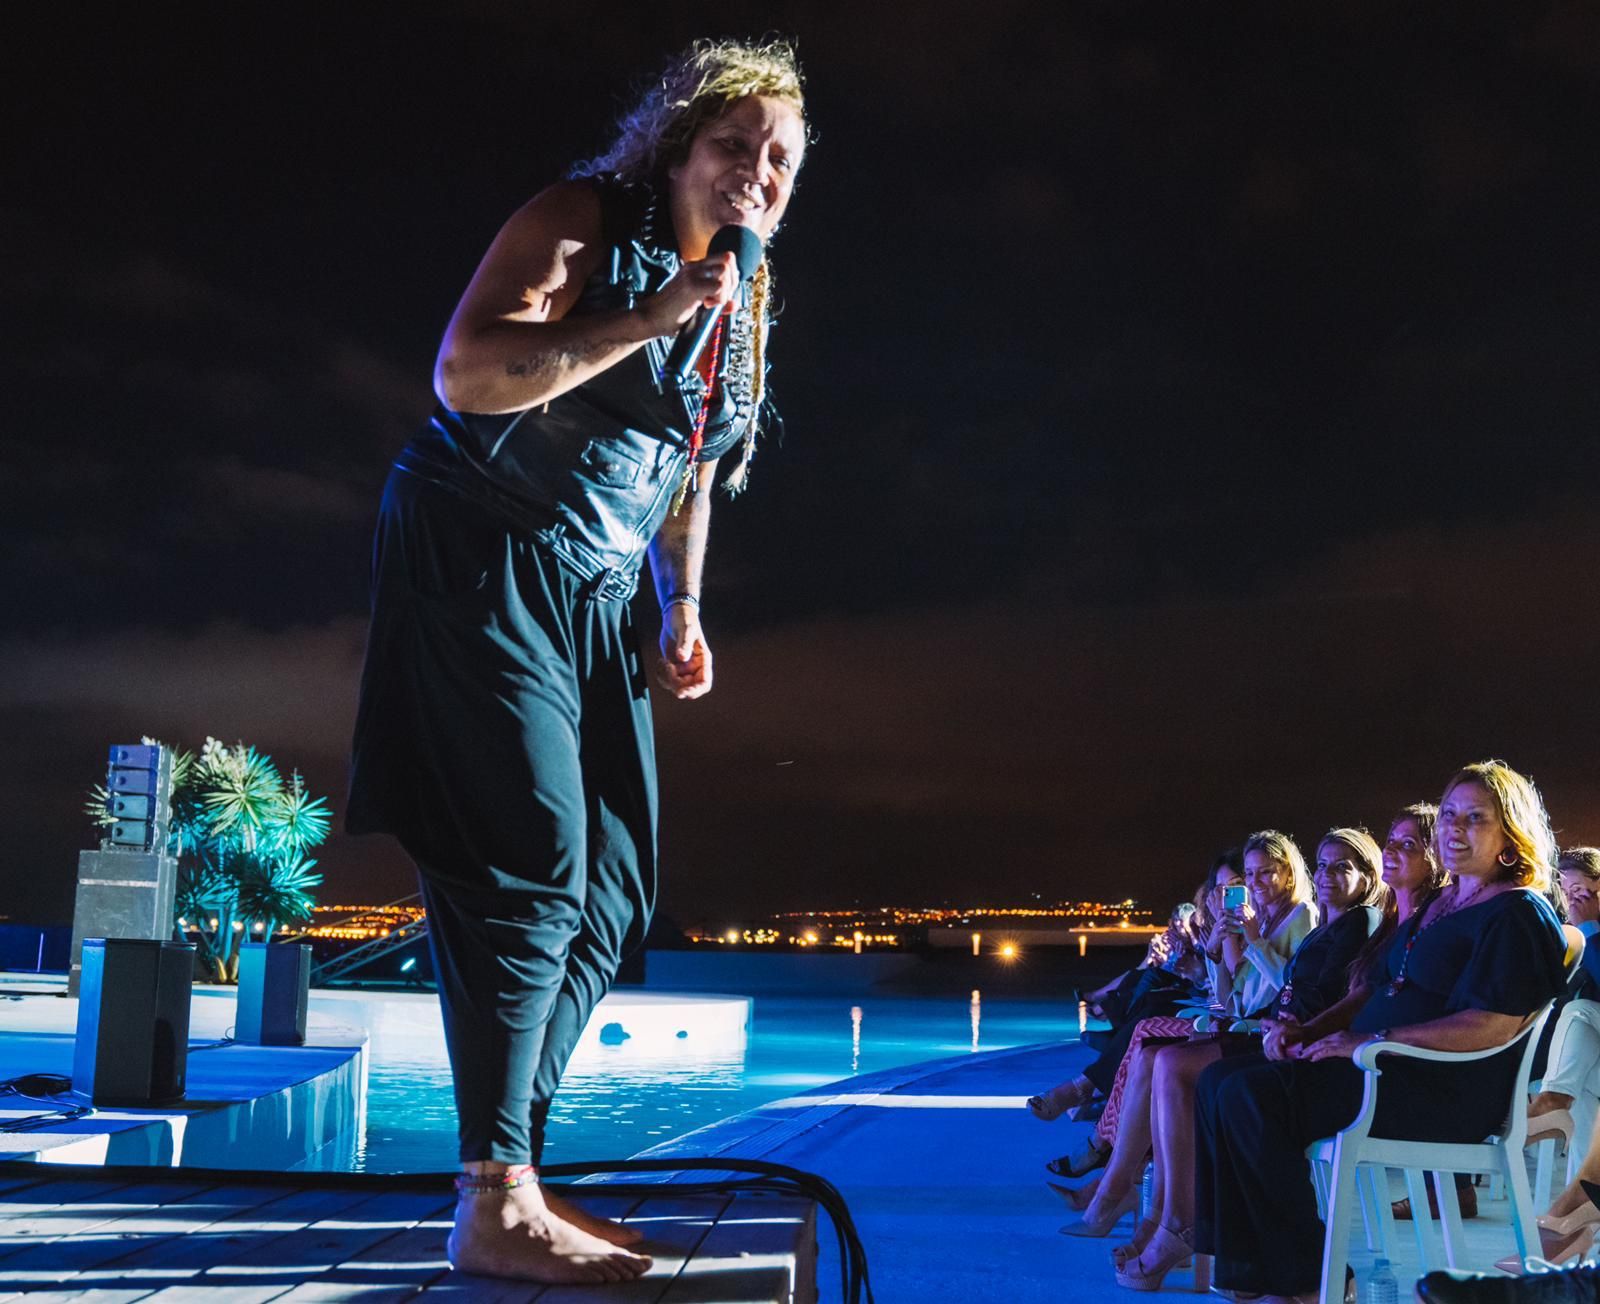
[1305,925,1583,1304]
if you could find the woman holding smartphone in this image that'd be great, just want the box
[1059,831,1316,1236]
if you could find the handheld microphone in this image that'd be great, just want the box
[663,224,764,386]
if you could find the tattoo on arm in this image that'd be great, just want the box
[504,336,631,381]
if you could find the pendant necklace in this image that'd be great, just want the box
[1386,880,1493,996]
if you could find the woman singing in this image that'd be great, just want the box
[347,39,808,1284]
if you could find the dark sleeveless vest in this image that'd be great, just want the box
[395,178,745,600]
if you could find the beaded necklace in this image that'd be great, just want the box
[669,312,727,516]
[1386,880,1496,996]
[1276,904,1331,1014]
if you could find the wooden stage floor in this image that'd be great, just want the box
[0,1164,815,1303]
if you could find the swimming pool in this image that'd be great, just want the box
[312,990,1078,1172]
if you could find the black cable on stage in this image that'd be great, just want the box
[0,1151,875,1302]
[0,1074,92,1132]
[539,1155,874,1304]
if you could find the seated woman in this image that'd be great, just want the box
[1254,803,1462,1220]
[1271,805,1444,1062]
[1029,850,1241,1131]
[1194,761,1570,1304]
[1058,830,1316,1228]
[1521,847,1600,1257]
[1040,856,1245,1173]
[1108,828,1390,1290]
[1079,903,1203,1029]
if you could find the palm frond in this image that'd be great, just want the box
[199,744,285,844]
[235,852,323,928]
[83,783,115,827]
[261,773,332,856]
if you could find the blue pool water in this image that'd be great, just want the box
[336,991,1077,1172]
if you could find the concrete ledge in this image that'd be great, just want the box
[0,975,365,1171]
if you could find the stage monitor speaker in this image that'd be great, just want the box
[235,942,311,1046]
[72,938,195,1105]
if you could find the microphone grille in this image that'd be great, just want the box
[708,224,765,280]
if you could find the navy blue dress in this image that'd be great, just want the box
[1194,887,1566,1297]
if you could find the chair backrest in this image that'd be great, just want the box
[1494,923,1585,1145]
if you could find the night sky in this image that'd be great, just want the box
[5,2,1598,932]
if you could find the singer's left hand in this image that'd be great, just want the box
[655,604,714,699]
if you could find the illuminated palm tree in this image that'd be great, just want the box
[89,737,329,982]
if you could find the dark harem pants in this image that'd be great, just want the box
[349,469,657,1165]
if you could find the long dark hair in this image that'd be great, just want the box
[1347,803,1444,992]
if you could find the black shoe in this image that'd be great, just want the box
[1416,1265,1600,1304]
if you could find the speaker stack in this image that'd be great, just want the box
[68,744,179,996]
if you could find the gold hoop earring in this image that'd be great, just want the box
[1496,849,1518,869]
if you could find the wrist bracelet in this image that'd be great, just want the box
[662,592,700,613]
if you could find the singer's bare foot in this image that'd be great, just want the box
[447,1183,652,1284]
[544,1187,645,1246]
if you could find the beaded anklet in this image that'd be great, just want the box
[454,1165,536,1195]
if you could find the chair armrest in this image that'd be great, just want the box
[1352,1022,1536,1071]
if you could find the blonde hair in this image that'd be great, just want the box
[1242,829,1315,907]
[573,38,807,188]
[1318,827,1390,911]
[1439,760,1558,893]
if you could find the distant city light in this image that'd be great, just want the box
[998,942,1018,960]
[724,929,739,944]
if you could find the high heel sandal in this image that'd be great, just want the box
[1526,1108,1576,1149]
[1112,1216,1158,1270]
[1059,1186,1139,1238]
[1495,1222,1598,1276]
[1045,1136,1111,1178]
[1113,1222,1209,1292]
[1047,1176,1100,1212]
[1028,1079,1091,1121]
[1536,1200,1600,1237]
[1542,1220,1599,1265]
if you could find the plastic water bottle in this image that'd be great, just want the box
[1141,1162,1156,1217]
[1365,1258,1398,1304]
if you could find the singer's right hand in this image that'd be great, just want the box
[639,252,738,334]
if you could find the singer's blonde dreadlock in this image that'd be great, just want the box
[722,259,770,494]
